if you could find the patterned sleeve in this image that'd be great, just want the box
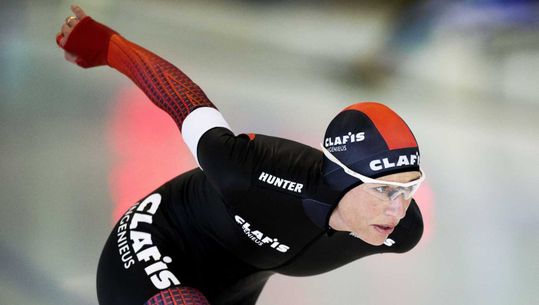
[60,17,231,163]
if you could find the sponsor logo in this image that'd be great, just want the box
[234,215,290,253]
[258,172,303,194]
[369,153,420,171]
[384,238,396,246]
[116,193,181,290]
[324,132,366,147]
[324,132,365,153]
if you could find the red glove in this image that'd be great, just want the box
[56,17,118,68]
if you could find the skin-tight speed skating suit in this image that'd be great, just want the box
[58,17,423,305]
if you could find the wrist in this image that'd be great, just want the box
[63,17,118,68]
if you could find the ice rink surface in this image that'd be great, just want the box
[1,1,538,304]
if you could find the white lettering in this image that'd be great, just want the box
[396,155,410,166]
[382,158,396,168]
[235,215,245,225]
[369,154,420,171]
[136,246,161,263]
[324,131,366,148]
[370,160,383,171]
[258,172,269,182]
[257,172,303,194]
[234,214,290,253]
[145,261,168,275]
[325,138,332,147]
[123,258,135,269]
[119,244,130,255]
[117,193,181,290]
[282,180,291,189]
[262,236,273,243]
[137,193,162,215]
[410,154,418,165]
[251,230,264,240]
[276,244,290,252]
[117,205,136,269]
[384,238,396,246]
[129,213,153,229]
[130,230,153,252]
[151,270,181,290]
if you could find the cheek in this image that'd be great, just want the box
[344,200,380,225]
[339,189,386,226]
[363,203,384,220]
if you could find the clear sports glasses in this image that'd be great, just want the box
[320,144,425,201]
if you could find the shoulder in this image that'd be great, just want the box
[247,133,324,194]
[197,128,324,198]
[250,133,321,165]
[200,128,322,174]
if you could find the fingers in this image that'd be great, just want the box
[61,22,70,35]
[56,32,64,47]
[71,4,87,19]
[64,51,78,64]
[56,4,87,50]
[59,22,70,46]
[66,16,78,27]
[59,4,86,47]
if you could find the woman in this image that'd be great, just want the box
[57,5,425,305]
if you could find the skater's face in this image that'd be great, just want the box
[330,171,421,246]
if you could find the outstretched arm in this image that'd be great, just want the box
[56,5,230,158]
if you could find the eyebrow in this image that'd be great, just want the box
[370,175,420,184]
[406,175,421,182]
[385,173,421,184]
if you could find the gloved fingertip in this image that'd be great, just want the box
[76,57,90,68]
[56,33,64,48]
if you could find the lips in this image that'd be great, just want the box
[373,224,395,235]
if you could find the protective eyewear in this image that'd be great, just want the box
[320,144,425,200]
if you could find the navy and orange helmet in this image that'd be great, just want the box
[322,102,421,192]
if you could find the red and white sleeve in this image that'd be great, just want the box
[59,17,230,163]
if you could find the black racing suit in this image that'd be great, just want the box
[96,128,423,305]
[58,17,423,305]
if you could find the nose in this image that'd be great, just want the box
[385,196,406,219]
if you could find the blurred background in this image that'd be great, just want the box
[1,0,538,304]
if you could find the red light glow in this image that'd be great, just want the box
[106,87,196,222]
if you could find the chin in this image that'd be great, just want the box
[351,231,386,246]
[365,238,385,246]
[366,231,389,246]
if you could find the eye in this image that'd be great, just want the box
[374,186,389,193]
